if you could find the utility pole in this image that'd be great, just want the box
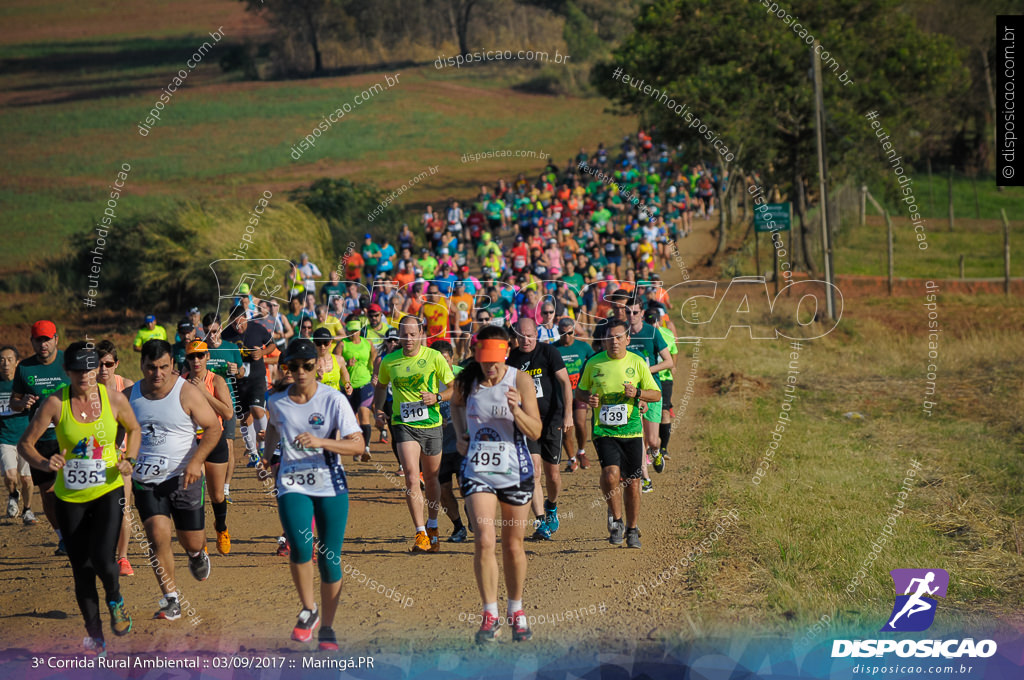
[812,41,835,319]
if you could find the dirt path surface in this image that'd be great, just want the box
[0,220,729,659]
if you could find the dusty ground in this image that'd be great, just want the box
[0,218,734,659]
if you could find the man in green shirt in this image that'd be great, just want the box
[133,315,167,352]
[373,316,454,553]
[362,234,383,281]
[576,318,660,549]
[418,248,439,281]
[11,320,68,551]
[555,318,595,473]
[0,345,33,524]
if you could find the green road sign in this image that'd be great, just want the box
[754,203,791,232]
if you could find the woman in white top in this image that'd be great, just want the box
[451,326,542,645]
[261,338,363,651]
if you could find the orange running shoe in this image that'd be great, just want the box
[411,530,431,553]
[117,557,134,576]
[578,452,592,469]
[426,527,440,552]
[216,529,231,555]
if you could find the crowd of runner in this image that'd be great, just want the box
[0,130,723,652]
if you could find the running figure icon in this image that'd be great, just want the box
[881,568,949,632]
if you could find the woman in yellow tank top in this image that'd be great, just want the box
[18,342,141,656]
[312,328,352,394]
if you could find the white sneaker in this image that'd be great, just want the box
[6,497,18,518]
[22,509,37,525]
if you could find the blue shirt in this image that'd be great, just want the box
[378,244,396,272]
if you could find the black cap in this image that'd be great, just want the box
[178,319,193,331]
[384,328,400,341]
[64,341,99,372]
[311,327,333,342]
[281,338,317,363]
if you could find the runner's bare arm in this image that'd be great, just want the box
[108,390,141,463]
[648,347,673,375]
[554,367,574,431]
[16,395,61,470]
[512,370,543,441]
[302,430,362,457]
[179,382,222,488]
[261,422,280,466]
[207,374,235,420]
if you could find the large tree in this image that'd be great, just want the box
[595,0,964,269]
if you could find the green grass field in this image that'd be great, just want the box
[683,294,1024,634]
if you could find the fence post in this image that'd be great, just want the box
[885,210,894,296]
[1003,209,1011,297]
[959,255,965,280]
[860,185,867,226]
[927,158,935,213]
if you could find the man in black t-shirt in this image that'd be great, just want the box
[508,318,574,541]
[222,307,273,460]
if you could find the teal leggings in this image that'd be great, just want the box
[277,492,349,583]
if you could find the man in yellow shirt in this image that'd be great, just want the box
[133,315,167,352]
[373,317,454,553]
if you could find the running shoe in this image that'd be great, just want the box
[626,527,642,549]
[474,611,502,644]
[565,458,579,473]
[531,519,552,541]
[645,451,653,466]
[154,596,181,621]
[245,453,259,468]
[276,537,290,556]
[546,506,560,533]
[108,598,132,636]
[510,610,533,642]
[360,448,372,462]
[426,527,440,552]
[55,540,67,556]
[607,511,615,533]
[188,549,211,581]
[318,626,339,652]
[653,448,665,473]
[22,509,37,525]
[82,636,106,657]
[411,530,431,553]
[216,529,231,555]
[380,428,389,444]
[291,607,320,642]
[419,472,425,491]
[578,452,591,469]
[117,557,134,576]
[225,495,234,505]
[448,525,468,543]
[6,497,18,518]
[642,478,653,493]
[609,519,625,545]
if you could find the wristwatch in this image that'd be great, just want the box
[435,392,443,403]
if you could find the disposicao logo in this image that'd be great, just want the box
[831,568,997,659]
[882,568,948,632]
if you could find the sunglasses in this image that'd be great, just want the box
[629,309,643,316]
[100,361,117,368]
[542,310,555,315]
[478,317,492,322]
[286,361,317,373]
[186,353,207,360]
[314,341,331,347]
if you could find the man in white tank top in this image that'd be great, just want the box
[126,340,221,622]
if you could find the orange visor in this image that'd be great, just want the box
[475,339,509,363]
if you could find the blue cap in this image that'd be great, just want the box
[145,315,156,323]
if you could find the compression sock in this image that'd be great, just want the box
[426,518,438,529]
[659,423,671,450]
[361,425,372,448]
[242,425,257,455]
[212,501,228,533]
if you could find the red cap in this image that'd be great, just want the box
[459,265,470,272]
[31,320,57,339]
[368,303,383,313]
